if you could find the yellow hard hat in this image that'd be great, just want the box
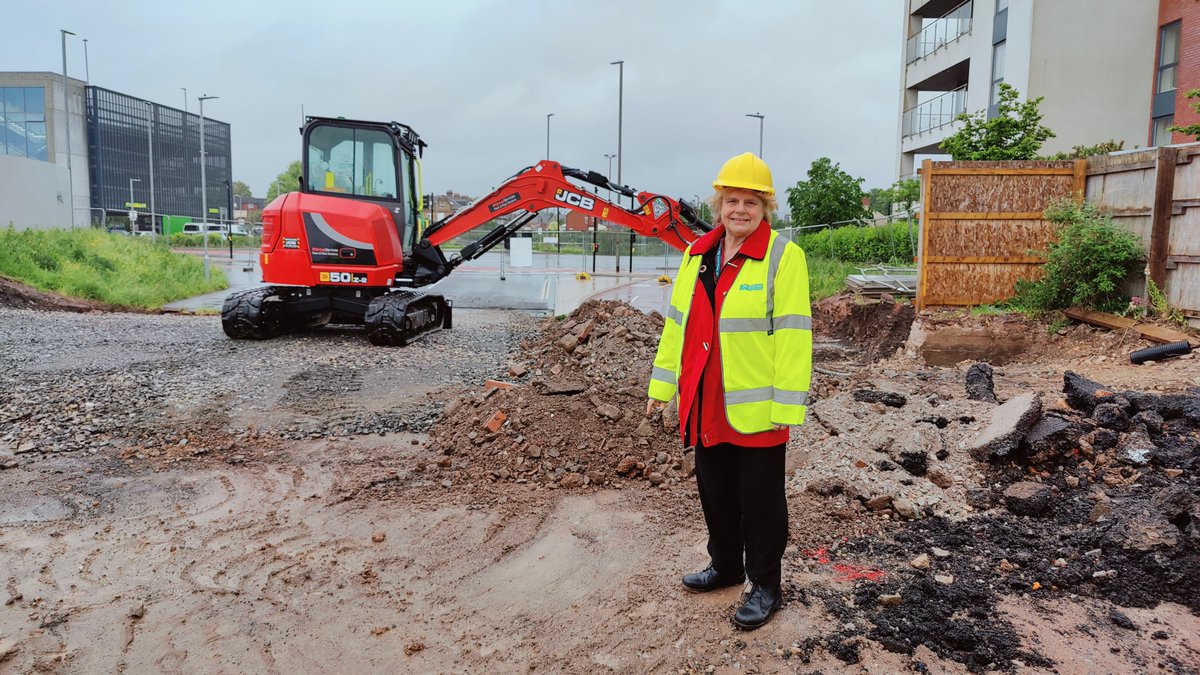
[712,152,774,195]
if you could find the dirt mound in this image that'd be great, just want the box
[424,300,686,490]
[0,275,123,313]
[814,292,915,361]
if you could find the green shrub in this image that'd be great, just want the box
[790,221,916,264]
[1011,200,1144,313]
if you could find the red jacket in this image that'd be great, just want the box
[677,221,788,448]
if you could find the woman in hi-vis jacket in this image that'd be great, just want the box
[646,152,812,630]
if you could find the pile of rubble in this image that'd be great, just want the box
[791,363,1199,671]
[423,300,689,489]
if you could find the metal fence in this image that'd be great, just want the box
[440,213,918,275]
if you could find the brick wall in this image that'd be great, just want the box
[1157,0,1200,143]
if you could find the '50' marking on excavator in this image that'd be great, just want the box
[320,271,368,284]
[554,188,595,211]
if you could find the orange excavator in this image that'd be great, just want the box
[222,116,711,345]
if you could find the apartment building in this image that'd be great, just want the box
[897,0,1158,178]
[1155,1,1200,145]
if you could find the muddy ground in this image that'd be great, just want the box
[0,281,1198,674]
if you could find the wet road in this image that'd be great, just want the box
[163,249,681,316]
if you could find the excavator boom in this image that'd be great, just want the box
[399,160,711,287]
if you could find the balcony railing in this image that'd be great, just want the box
[906,0,973,65]
[902,86,968,138]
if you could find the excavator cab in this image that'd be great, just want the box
[300,117,425,248]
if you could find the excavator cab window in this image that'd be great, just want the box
[305,125,399,199]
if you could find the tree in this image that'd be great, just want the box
[939,83,1055,160]
[1039,140,1124,160]
[866,187,893,215]
[232,180,253,199]
[266,161,303,200]
[785,157,869,227]
[696,201,714,225]
[1172,89,1200,139]
[890,178,921,216]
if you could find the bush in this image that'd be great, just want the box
[789,221,916,264]
[1011,200,1144,313]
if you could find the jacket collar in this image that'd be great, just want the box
[688,219,772,260]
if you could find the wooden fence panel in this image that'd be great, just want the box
[916,160,1084,310]
[1087,145,1200,326]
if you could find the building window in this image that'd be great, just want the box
[990,41,1007,105]
[1159,21,1181,94]
[0,86,48,161]
[1152,115,1175,146]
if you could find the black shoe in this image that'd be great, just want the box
[682,565,745,593]
[733,583,782,630]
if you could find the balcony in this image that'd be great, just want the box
[906,0,973,65]
[903,86,967,138]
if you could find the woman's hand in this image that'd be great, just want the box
[646,399,667,416]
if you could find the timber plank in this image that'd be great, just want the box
[1065,307,1196,345]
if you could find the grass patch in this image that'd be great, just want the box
[0,227,227,309]
[807,257,860,302]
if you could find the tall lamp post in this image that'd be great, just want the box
[60,29,77,227]
[128,177,141,231]
[145,102,157,238]
[224,180,234,259]
[611,60,632,273]
[198,94,218,280]
[546,113,556,238]
[746,112,765,158]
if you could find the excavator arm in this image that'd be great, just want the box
[397,160,711,287]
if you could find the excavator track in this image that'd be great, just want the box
[221,287,282,340]
[363,291,452,346]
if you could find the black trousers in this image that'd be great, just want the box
[694,441,788,588]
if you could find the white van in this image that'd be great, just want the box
[182,222,228,235]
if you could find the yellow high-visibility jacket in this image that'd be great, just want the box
[648,227,813,433]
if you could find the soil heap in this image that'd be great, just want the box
[424,300,686,490]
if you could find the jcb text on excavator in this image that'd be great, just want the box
[221,116,711,346]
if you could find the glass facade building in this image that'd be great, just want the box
[1,86,48,161]
[85,86,231,221]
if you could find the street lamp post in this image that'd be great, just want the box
[145,102,157,238]
[224,180,234,259]
[129,177,141,231]
[61,29,77,228]
[746,112,765,158]
[546,113,556,240]
[611,60,633,273]
[199,94,218,280]
[610,61,624,193]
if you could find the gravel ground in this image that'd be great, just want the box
[1,300,1197,674]
[0,308,540,457]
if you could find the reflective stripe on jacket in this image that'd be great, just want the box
[648,226,813,433]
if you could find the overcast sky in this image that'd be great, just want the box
[12,0,905,202]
